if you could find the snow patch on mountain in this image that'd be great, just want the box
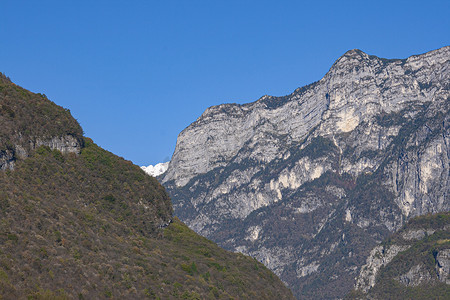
[141,162,169,177]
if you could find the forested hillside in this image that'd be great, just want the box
[0,74,294,299]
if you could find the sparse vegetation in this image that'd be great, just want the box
[346,212,450,300]
[0,75,294,299]
[0,73,83,152]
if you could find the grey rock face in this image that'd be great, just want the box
[355,244,410,292]
[352,213,449,296]
[35,135,81,155]
[402,229,436,240]
[436,249,450,284]
[0,149,15,170]
[397,264,432,286]
[161,46,450,299]
[0,135,82,170]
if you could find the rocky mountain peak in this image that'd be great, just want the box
[337,48,370,62]
[162,46,449,188]
[161,46,449,299]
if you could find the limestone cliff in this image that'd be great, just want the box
[161,46,449,299]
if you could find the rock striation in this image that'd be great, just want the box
[0,135,82,170]
[161,46,450,299]
[355,244,410,292]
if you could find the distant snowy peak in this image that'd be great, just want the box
[141,162,169,177]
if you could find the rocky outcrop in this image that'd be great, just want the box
[0,149,15,170]
[0,73,84,171]
[35,135,81,154]
[436,249,450,284]
[161,46,450,299]
[355,244,410,292]
[0,135,82,170]
[350,213,449,298]
[397,264,432,286]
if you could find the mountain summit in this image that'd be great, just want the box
[161,46,450,299]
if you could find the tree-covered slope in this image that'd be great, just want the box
[347,212,450,299]
[0,73,83,171]
[0,74,294,299]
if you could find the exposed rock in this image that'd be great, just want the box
[35,135,81,154]
[355,245,410,292]
[402,229,436,240]
[397,264,432,286]
[0,73,84,171]
[0,149,15,170]
[297,261,320,278]
[162,46,450,299]
[0,135,82,170]
[436,249,450,284]
[350,213,449,298]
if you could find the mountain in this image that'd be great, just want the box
[0,73,294,299]
[160,46,450,299]
[347,212,449,299]
[142,162,170,177]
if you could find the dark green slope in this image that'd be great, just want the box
[0,74,294,299]
[0,73,83,155]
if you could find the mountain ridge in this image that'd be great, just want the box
[163,46,449,188]
[161,46,449,299]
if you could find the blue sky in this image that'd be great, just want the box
[1,1,449,166]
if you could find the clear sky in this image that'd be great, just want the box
[1,1,449,166]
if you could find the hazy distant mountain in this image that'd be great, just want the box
[141,162,169,177]
[161,46,450,299]
[0,73,293,299]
